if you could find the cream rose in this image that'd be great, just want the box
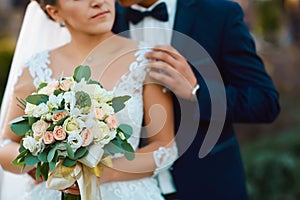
[32,120,49,140]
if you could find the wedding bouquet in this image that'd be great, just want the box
[11,65,134,199]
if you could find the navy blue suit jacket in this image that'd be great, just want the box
[113,0,280,199]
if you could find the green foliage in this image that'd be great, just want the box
[26,94,49,105]
[73,65,91,82]
[75,91,91,109]
[254,0,283,43]
[111,95,131,112]
[242,126,300,200]
[0,38,14,104]
[10,119,31,136]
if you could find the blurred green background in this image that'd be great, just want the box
[1,0,300,199]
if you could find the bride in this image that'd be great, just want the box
[0,0,177,199]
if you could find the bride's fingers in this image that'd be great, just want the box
[61,183,80,195]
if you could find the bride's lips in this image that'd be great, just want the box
[90,10,110,19]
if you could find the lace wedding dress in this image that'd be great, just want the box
[13,46,178,200]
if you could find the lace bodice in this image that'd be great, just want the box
[17,44,178,200]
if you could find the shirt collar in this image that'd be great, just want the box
[131,0,176,15]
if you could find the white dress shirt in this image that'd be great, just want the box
[129,0,177,46]
[129,0,178,195]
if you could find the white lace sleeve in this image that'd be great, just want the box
[153,143,178,176]
[152,143,178,194]
[24,51,54,88]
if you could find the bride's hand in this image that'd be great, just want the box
[27,168,43,184]
[61,182,80,195]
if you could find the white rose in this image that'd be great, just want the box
[92,87,114,103]
[63,116,84,135]
[23,137,45,156]
[67,133,83,152]
[25,103,36,116]
[33,139,45,156]
[33,103,49,118]
[23,136,36,153]
[92,121,112,147]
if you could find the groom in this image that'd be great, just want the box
[112,0,280,199]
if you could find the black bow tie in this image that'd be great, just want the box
[126,2,169,25]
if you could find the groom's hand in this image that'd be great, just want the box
[145,45,198,100]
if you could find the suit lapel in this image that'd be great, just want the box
[173,0,198,36]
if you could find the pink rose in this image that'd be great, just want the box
[80,128,93,147]
[94,108,104,120]
[53,126,67,141]
[39,81,59,95]
[52,111,67,123]
[105,115,118,129]
[60,80,73,91]
[44,131,55,144]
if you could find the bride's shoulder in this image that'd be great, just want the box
[24,50,50,69]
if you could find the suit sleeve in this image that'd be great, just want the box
[194,2,280,123]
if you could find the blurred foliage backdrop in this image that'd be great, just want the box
[1,0,300,199]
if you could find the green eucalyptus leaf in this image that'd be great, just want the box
[66,143,75,159]
[49,161,56,171]
[122,142,135,161]
[47,145,57,162]
[73,65,91,82]
[10,120,31,136]
[26,94,49,105]
[37,82,48,92]
[118,124,133,139]
[12,149,28,167]
[24,153,40,166]
[75,91,91,108]
[28,117,38,126]
[38,149,48,162]
[74,147,88,159]
[104,141,123,155]
[111,96,131,113]
[88,79,102,87]
[36,163,41,180]
[40,163,49,180]
[62,158,77,167]
[54,90,63,96]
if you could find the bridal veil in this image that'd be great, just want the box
[0,1,70,199]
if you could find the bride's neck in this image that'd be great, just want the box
[67,31,115,61]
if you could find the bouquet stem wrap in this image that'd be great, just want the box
[46,145,112,200]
